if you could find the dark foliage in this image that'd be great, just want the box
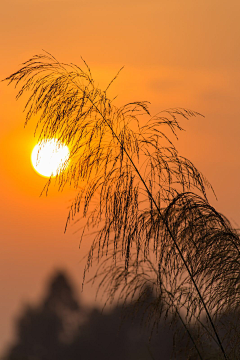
[1,271,175,360]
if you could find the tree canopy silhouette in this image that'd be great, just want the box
[2,271,81,360]
[4,52,240,359]
[2,270,177,360]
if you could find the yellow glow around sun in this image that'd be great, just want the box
[31,139,70,177]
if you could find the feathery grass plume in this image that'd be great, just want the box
[90,192,240,359]
[4,52,240,359]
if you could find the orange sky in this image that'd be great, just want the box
[1,0,240,353]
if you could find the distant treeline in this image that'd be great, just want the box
[2,270,239,360]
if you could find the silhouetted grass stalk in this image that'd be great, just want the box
[53,57,226,359]
[5,52,240,359]
[76,77,226,359]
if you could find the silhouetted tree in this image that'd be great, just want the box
[2,271,183,360]
[2,271,82,360]
[5,53,240,359]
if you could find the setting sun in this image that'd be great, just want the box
[31,139,70,177]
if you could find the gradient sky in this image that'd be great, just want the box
[1,0,240,353]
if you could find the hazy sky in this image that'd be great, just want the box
[0,0,240,353]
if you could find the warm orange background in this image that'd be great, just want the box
[0,0,240,352]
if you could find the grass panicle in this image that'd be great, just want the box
[5,52,240,359]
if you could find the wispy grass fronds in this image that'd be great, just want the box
[5,52,240,359]
[89,192,240,359]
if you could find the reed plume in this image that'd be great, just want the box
[5,52,240,359]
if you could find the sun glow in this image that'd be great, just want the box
[31,139,70,177]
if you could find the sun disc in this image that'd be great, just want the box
[31,139,70,177]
